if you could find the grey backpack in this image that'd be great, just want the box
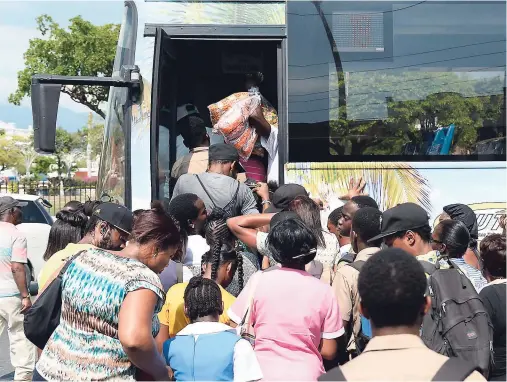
[420,259,493,378]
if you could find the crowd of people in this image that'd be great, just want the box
[0,137,506,381]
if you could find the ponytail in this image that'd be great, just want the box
[236,252,244,291]
[210,239,222,281]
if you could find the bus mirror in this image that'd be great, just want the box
[31,81,61,154]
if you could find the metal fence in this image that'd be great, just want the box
[0,180,97,215]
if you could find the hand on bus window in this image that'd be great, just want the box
[339,177,367,201]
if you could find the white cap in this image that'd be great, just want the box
[176,104,199,122]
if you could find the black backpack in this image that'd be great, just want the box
[195,174,240,219]
[24,252,82,349]
[420,259,494,378]
[346,260,371,354]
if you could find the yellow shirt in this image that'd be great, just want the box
[38,243,94,289]
[158,281,236,337]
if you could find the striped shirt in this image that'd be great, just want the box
[36,248,164,380]
[171,147,209,181]
[452,258,488,292]
[0,222,27,298]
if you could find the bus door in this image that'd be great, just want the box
[149,25,287,204]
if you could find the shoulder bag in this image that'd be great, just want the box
[24,251,83,349]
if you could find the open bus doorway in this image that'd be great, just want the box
[154,35,281,201]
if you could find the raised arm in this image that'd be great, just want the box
[227,214,275,249]
[249,105,271,138]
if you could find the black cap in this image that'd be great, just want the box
[368,202,430,243]
[208,143,246,173]
[0,196,27,214]
[265,184,308,213]
[93,202,133,234]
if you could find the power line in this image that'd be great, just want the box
[288,39,506,67]
[288,51,505,80]
[288,66,505,103]
[289,65,506,98]
[288,1,427,16]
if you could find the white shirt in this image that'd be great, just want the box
[339,243,352,258]
[183,235,209,267]
[177,322,263,382]
[260,126,279,184]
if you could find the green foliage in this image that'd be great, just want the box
[0,136,22,172]
[78,123,105,157]
[33,156,56,176]
[8,15,120,118]
[7,182,19,194]
[327,71,505,155]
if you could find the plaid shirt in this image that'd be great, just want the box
[171,147,209,180]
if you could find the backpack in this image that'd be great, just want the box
[420,259,494,378]
[338,252,354,266]
[346,260,371,354]
[195,174,240,219]
[319,357,480,381]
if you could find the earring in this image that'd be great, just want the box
[153,249,158,258]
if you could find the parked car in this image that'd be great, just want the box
[0,193,53,225]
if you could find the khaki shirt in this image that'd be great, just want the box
[332,247,379,338]
[340,334,485,381]
[171,147,209,180]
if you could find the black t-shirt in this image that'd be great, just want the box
[479,281,506,379]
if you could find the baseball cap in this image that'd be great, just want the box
[208,143,246,173]
[0,196,27,214]
[176,104,199,122]
[368,202,430,243]
[93,202,133,234]
[265,184,308,213]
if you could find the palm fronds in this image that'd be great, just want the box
[145,2,285,25]
[286,162,432,213]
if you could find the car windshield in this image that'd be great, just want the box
[19,201,47,224]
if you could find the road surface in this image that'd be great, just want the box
[0,330,14,379]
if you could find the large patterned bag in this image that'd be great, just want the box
[208,92,278,161]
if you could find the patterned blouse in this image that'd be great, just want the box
[36,248,165,381]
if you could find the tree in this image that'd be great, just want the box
[78,122,105,158]
[8,15,120,119]
[54,128,82,176]
[32,156,56,176]
[325,71,504,156]
[16,135,39,176]
[0,136,22,172]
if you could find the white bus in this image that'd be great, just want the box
[31,0,506,238]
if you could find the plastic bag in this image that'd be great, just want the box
[208,93,260,160]
[208,91,278,161]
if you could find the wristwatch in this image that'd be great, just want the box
[261,200,272,205]
[22,295,30,300]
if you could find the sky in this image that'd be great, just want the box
[0,1,124,132]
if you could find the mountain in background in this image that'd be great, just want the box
[0,104,90,132]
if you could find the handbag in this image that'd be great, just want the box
[237,271,261,347]
[23,251,82,349]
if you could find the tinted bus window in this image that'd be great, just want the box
[287,1,506,162]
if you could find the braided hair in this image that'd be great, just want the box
[204,212,244,289]
[184,276,223,322]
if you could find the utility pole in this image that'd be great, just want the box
[87,112,93,179]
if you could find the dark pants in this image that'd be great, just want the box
[32,369,46,381]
